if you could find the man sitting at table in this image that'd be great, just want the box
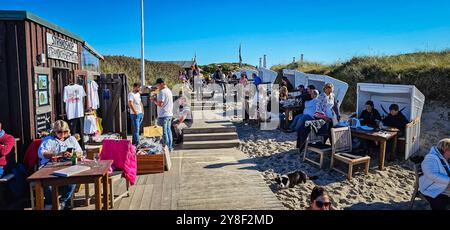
[382,104,409,137]
[38,120,82,210]
[0,122,15,178]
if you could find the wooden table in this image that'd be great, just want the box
[280,105,303,131]
[351,128,397,170]
[27,160,113,210]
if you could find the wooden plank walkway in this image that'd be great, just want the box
[73,109,284,210]
[73,147,284,210]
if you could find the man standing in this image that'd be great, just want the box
[0,122,15,178]
[128,83,144,146]
[151,78,174,152]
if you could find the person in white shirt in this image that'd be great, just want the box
[128,83,144,146]
[289,89,319,131]
[38,120,81,210]
[419,138,450,210]
[316,83,341,124]
[151,78,174,151]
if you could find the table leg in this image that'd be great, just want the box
[52,186,60,210]
[102,174,110,210]
[94,177,102,210]
[379,141,387,170]
[84,183,90,206]
[34,181,45,210]
[390,136,397,161]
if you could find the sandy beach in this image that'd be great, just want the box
[234,101,450,210]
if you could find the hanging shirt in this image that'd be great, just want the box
[88,81,100,109]
[156,87,174,118]
[128,92,143,115]
[64,84,86,120]
[84,115,99,135]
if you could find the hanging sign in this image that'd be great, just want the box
[46,32,79,63]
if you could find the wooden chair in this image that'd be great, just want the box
[330,126,371,180]
[100,139,133,209]
[302,129,331,168]
[108,171,130,209]
[410,162,429,209]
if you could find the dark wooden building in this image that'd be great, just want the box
[0,10,103,159]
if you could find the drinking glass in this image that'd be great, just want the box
[93,153,100,167]
[80,150,87,165]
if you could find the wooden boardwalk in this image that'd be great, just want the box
[73,147,284,210]
[73,110,284,210]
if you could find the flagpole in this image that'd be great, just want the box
[239,43,242,68]
[140,0,145,90]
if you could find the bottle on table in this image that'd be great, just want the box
[71,149,77,165]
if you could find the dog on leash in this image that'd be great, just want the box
[274,171,319,189]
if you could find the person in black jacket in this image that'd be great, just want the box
[359,100,381,128]
[382,104,409,137]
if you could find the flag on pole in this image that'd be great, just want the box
[239,44,242,68]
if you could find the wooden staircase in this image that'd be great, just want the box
[181,122,240,149]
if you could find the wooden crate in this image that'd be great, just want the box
[136,146,171,174]
[137,154,165,174]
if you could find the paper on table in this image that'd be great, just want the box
[52,165,91,177]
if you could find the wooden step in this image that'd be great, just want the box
[183,126,236,134]
[182,139,240,149]
[183,132,238,142]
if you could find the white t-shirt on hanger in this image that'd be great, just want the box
[88,81,100,109]
[64,84,86,120]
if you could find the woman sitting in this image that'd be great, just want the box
[359,100,381,128]
[38,120,82,210]
[279,86,288,101]
[316,83,341,124]
[309,186,332,210]
[289,89,319,131]
[419,138,450,210]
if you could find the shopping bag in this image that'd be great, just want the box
[94,110,103,135]
[144,126,163,137]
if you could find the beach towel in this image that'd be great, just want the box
[100,139,137,185]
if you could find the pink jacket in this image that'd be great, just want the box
[100,139,137,185]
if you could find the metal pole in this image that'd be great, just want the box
[140,0,145,90]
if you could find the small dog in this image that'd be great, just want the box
[274,171,319,189]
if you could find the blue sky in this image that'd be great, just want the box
[2,0,450,66]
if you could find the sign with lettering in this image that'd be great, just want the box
[46,33,79,64]
[36,112,52,134]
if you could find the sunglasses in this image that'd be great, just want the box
[315,200,331,209]
[56,131,69,134]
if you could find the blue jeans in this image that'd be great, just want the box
[0,166,3,178]
[158,116,173,151]
[290,114,314,131]
[44,184,77,207]
[130,113,144,146]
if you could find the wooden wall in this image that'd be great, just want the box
[0,19,83,161]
